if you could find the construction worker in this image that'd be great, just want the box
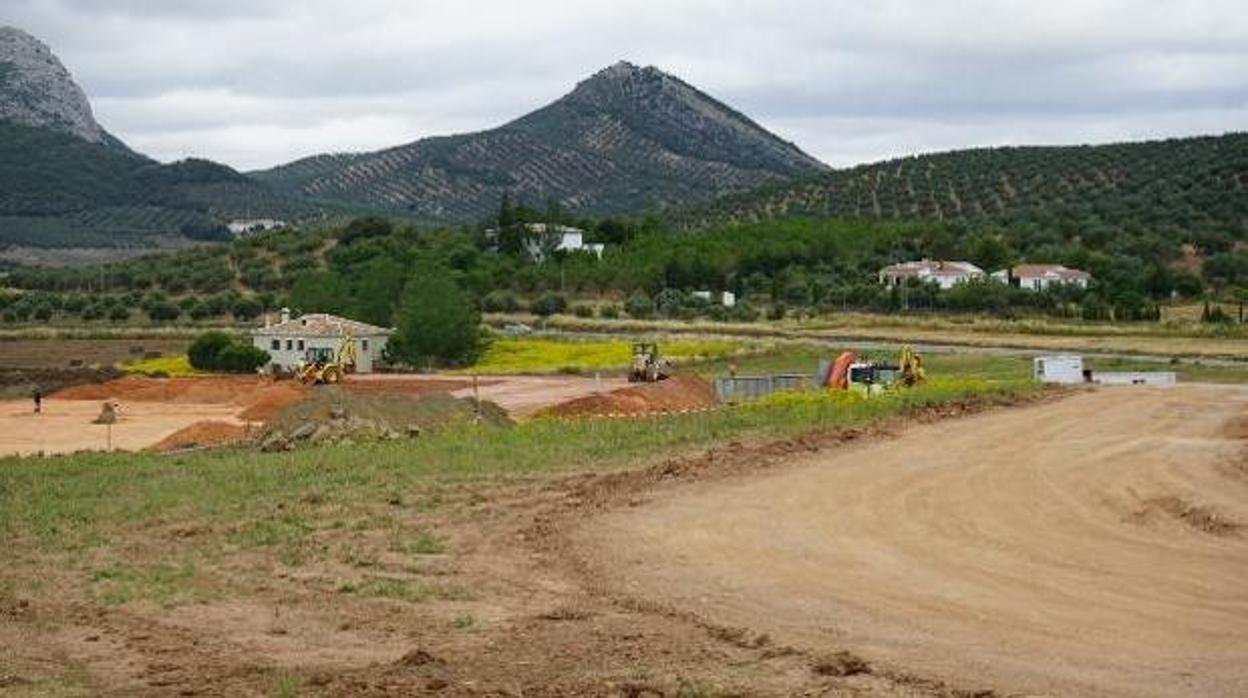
[32,388,42,414]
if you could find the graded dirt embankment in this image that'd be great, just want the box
[587,384,1248,698]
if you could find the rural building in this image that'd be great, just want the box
[519,224,605,262]
[993,264,1091,290]
[227,218,287,236]
[878,260,985,289]
[251,308,393,374]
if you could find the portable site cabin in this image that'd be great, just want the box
[1033,355,1086,384]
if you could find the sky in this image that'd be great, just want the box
[7,0,1247,171]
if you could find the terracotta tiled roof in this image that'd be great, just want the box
[252,313,393,337]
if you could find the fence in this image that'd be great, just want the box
[715,373,814,403]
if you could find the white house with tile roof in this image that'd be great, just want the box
[252,308,393,374]
[878,260,985,290]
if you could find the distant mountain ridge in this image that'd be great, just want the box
[252,61,827,221]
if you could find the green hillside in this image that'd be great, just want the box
[0,122,313,247]
[676,133,1248,255]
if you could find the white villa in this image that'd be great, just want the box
[878,260,985,289]
[992,264,1092,290]
[252,308,393,374]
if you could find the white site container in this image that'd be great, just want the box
[1091,372,1177,386]
[1033,355,1086,384]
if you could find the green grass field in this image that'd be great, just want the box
[464,337,746,374]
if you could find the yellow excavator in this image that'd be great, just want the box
[297,334,357,384]
[826,345,926,396]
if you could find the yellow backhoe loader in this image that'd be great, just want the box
[297,334,357,385]
[826,345,926,396]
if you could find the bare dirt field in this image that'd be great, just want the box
[0,337,190,370]
[585,385,1248,697]
[0,372,629,456]
[6,386,1245,696]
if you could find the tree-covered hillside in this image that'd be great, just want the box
[6,210,1246,328]
[676,133,1248,259]
[0,122,315,247]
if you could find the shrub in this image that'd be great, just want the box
[531,293,567,317]
[215,344,270,373]
[108,306,131,323]
[147,301,181,323]
[188,331,234,370]
[572,304,595,318]
[625,291,654,318]
[482,290,521,313]
[231,297,263,321]
[600,305,621,319]
[188,331,269,373]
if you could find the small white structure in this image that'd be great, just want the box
[515,224,605,262]
[252,308,393,374]
[1034,354,1177,386]
[879,260,985,289]
[1091,371,1176,386]
[228,218,287,236]
[994,264,1091,291]
[693,290,737,307]
[1033,355,1086,384]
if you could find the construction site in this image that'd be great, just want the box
[0,335,1244,697]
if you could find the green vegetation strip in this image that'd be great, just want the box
[0,378,1041,553]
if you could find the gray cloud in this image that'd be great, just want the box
[6,0,1246,170]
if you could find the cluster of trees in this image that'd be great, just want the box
[4,208,1245,347]
[0,287,269,325]
[187,331,270,373]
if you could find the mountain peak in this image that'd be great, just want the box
[0,25,107,145]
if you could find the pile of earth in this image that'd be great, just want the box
[0,366,121,400]
[54,375,309,422]
[258,386,512,451]
[543,374,717,417]
[152,421,252,452]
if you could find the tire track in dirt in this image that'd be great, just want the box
[582,385,1248,698]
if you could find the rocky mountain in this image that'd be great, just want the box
[0,26,121,149]
[0,27,313,250]
[253,62,827,221]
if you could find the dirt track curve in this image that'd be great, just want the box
[587,385,1248,698]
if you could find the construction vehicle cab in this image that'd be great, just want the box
[629,342,671,383]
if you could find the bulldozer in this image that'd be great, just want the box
[628,342,672,383]
[825,345,925,396]
[297,334,358,385]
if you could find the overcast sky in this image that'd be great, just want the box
[7,0,1247,171]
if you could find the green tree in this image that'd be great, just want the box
[351,258,407,326]
[391,268,484,367]
[289,270,350,316]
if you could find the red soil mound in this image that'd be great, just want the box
[153,421,251,452]
[340,378,485,396]
[545,374,716,417]
[54,375,309,423]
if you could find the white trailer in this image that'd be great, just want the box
[1033,355,1086,384]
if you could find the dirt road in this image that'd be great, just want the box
[587,385,1248,697]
